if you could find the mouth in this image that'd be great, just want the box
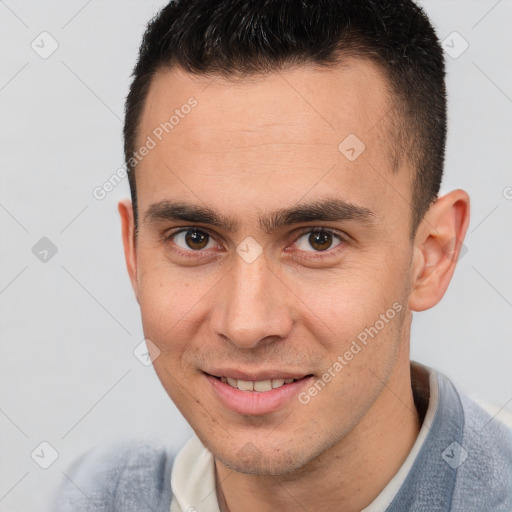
[203,371,315,415]
[207,374,308,392]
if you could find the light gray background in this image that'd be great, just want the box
[1,1,511,510]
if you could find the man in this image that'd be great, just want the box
[54,0,512,510]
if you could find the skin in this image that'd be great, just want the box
[119,60,470,512]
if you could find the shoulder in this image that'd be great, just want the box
[52,437,178,512]
[451,391,512,510]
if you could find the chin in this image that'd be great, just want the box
[213,440,314,476]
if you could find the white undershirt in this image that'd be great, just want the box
[170,367,440,512]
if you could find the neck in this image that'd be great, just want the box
[215,353,421,512]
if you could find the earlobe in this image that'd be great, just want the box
[408,190,470,312]
[118,199,139,302]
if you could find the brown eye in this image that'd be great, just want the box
[309,231,332,251]
[295,229,343,252]
[185,229,209,250]
[170,229,215,251]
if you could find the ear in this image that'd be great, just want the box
[118,199,139,303]
[408,189,470,312]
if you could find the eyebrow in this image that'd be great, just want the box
[144,198,376,234]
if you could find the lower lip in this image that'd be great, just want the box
[205,373,314,415]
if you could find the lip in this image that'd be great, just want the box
[204,368,308,381]
[205,372,315,415]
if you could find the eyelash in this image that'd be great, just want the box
[162,227,349,261]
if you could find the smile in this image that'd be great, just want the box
[204,372,314,415]
[217,376,299,392]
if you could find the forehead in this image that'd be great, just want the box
[135,60,410,232]
[141,59,392,142]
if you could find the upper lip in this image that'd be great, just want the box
[204,369,311,381]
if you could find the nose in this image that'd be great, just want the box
[210,251,294,350]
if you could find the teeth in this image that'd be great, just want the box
[237,380,254,391]
[254,380,272,392]
[271,378,285,388]
[222,377,297,392]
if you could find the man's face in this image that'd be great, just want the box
[128,60,417,474]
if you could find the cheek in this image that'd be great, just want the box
[292,262,408,392]
[136,250,219,340]
[294,262,403,333]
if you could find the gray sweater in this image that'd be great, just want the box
[53,369,512,511]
